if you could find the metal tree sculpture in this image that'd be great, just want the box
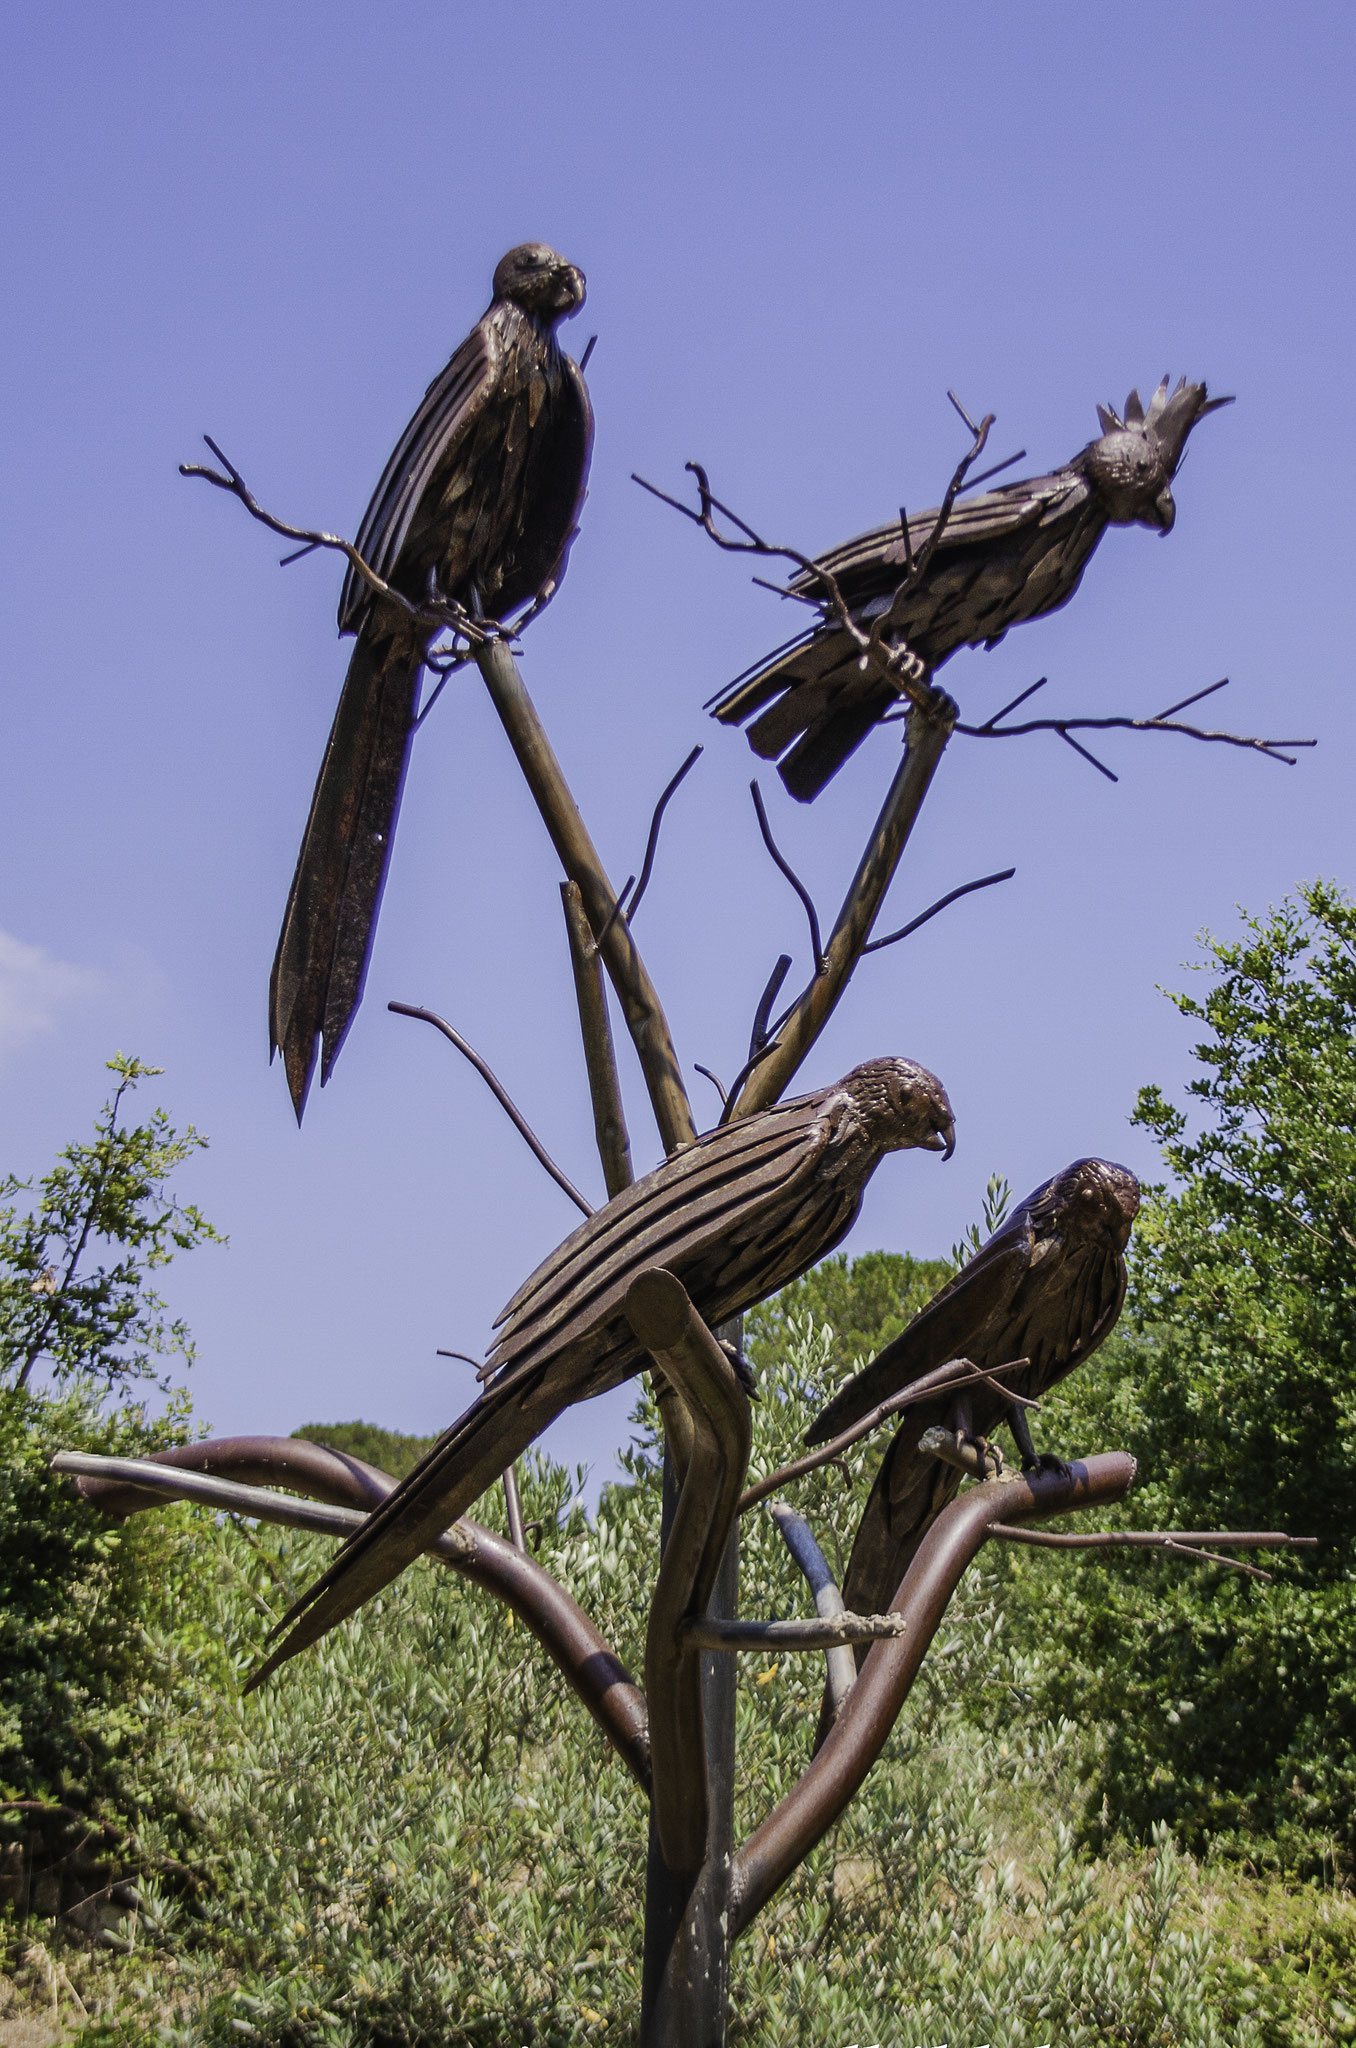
[58,319,1314,2046]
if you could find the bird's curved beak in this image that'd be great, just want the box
[922,1118,956,1159]
[1150,484,1176,533]
[556,265,587,314]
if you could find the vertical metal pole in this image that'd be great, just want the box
[641,1318,740,2047]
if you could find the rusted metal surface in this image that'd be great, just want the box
[685,1612,908,1651]
[710,380,1230,800]
[560,879,634,1200]
[768,1501,856,1715]
[269,245,592,1118]
[626,1271,751,1876]
[475,636,696,1156]
[249,1058,955,1689]
[738,1353,1035,1514]
[729,700,955,1118]
[728,1451,1137,1939]
[57,1438,649,1790]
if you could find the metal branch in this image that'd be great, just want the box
[560,882,634,1200]
[475,639,697,1155]
[729,1451,1137,1938]
[861,867,1016,954]
[730,692,957,1118]
[685,1612,909,1651]
[750,782,824,974]
[919,1425,1007,1480]
[53,1441,649,1788]
[738,1356,1036,1514]
[388,1003,593,1217]
[693,1064,728,1108]
[625,1270,752,1875]
[627,746,703,923]
[956,677,1315,772]
[748,955,792,1065]
[991,1522,1316,1583]
[768,1503,856,1718]
[180,437,495,646]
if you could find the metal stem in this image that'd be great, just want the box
[729,696,955,1117]
[476,639,696,1153]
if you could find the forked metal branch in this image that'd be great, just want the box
[54,1439,650,1788]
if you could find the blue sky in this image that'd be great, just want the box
[2,1,1352,1485]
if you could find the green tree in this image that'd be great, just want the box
[1011,882,1356,1867]
[0,1054,222,1394]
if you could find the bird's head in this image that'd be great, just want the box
[845,1056,956,1158]
[1081,378,1232,533]
[1044,1157,1141,1249]
[492,243,587,323]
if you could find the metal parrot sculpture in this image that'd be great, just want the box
[246,1056,955,1687]
[808,1156,1139,1627]
[271,243,593,1118]
[709,379,1231,800]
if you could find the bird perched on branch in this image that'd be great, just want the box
[710,379,1230,801]
[809,1156,1138,1631]
[271,243,593,1119]
[246,1056,955,1686]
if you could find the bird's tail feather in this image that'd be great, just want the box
[242,1370,549,1692]
[270,617,422,1119]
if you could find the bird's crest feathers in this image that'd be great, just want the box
[1095,377,1233,477]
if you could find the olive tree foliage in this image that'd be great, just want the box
[0,1054,222,1394]
[1010,882,1356,1866]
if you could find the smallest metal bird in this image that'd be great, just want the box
[271,243,592,1119]
[808,1156,1140,1631]
[246,1056,955,1688]
[710,379,1231,800]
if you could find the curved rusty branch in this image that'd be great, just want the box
[56,1436,649,1790]
[729,1450,1136,1938]
[625,1271,752,1874]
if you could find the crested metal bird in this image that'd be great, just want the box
[808,1156,1139,1629]
[246,1056,955,1686]
[710,379,1231,801]
[271,243,593,1119]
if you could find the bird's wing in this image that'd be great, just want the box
[492,350,595,615]
[806,1212,1034,1444]
[245,1097,842,1689]
[791,471,1084,598]
[338,314,502,632]
[487,1093,834,1380]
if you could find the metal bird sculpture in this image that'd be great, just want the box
[809,1156,1139,1628]
[247,1056,955,1686]
[710,379,1230,800]
[271,243,593,1118]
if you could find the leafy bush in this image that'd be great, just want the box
[1002,884,1356,1869]
[24,1308,1349,2045]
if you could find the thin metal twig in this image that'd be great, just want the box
[693,1064,729,1108]
[750,782,824,974]
[955,677,1315,772]
[627,745,703,923]
[861,868,1016,954]
[388,1003,593,1217]
[739,1356,1036,1514]
[748,954,792,1062]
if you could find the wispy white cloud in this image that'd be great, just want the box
[0,929,103,1063]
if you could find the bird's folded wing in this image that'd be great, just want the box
[338,317,501,631]
[792,473,1081,594]
[492,1094,830,1334]
[488,1111,832,1378]
[806,1222,1032,1444]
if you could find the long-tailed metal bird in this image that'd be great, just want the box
[709,379,1230,801]
[246,1056,955,1687]
[271,243,593,1118]
[809,1156,1139,1630]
